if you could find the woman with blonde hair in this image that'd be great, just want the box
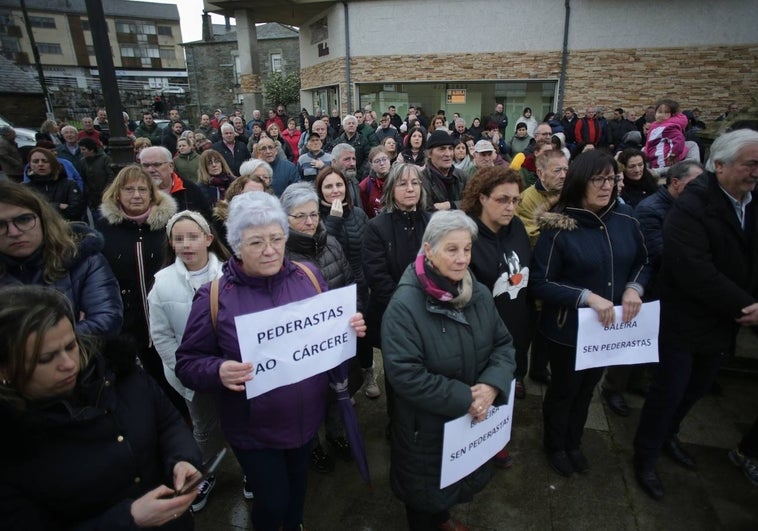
[97,165,184,413]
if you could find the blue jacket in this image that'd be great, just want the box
[634,185,674,280]
[531,202,650,346]
[270,157,301,196]
[0,223,123,338]
[175,257,330,450]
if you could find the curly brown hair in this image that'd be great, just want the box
[460,166,524,217]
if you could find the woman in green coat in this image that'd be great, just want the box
[381,210,516,531]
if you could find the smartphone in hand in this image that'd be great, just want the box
[175,448,227,496]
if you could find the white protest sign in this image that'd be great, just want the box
[440,380,515,489]
[235,284,357,399]
[575,300,659,371]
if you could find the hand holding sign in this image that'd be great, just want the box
[219,360,253,392]
[621,287,642,323]
[349,313,367,337]
[586,292,615,327]
[468,383,498,422]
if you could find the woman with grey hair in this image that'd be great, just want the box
[280,182,359,473]
[176,191,366,530]
[381,209,516,530]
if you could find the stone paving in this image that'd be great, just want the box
[195,332,758,530]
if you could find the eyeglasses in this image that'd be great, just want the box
[372,157,390,164]
[243,235,286,253]
[0,213,37,236]
[489,196,521,206]
[395,179,421,188]
[122,186,150,195]
[289,212,319,222]
[141,161,169,169]
[589,174,622,188]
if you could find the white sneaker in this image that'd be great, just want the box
[190,475,216,512]
[242,475,254,500]
[363,367,381,398]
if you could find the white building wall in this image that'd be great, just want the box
[299,0,758,69]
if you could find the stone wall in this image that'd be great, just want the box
[301,45,758,121]
[185,35,302,119]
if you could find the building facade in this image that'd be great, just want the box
[0,0,187,121]
[183,22,300,119]
[205,0,757,135]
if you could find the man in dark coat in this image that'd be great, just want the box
[330,115,371,175]
[420,129,468,211]
[212,123,250,177]
[633,129,758,501]
[139,146,211,220]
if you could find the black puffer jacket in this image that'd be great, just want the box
[97,193,177,347]
[320,201,368,300]
[361,209,430,346]
[285,223,354,294]
[0,223,123,338]
[25,171,85,221]
[0,341,202,530]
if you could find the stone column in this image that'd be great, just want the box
[235,9,263,119]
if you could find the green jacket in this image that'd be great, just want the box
[173,151,200,183]
[381,264,516,512]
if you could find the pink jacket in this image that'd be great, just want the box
[644,113,688,169]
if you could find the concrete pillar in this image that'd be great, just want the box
[235,9,263,119]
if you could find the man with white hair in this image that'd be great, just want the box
[139,146,211,218]
[329,143,362,208]
[331,115,371,175]
[212,123,250,176]
[55,125,84,174]
[634,129,758,501]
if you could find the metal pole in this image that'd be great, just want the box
[84,0,132,166]
[19,0,53,117]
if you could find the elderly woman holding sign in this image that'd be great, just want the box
[530,150,649,478]
[175,191,366,531]
[381,210,515,531]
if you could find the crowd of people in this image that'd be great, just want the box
[0,99,756,530]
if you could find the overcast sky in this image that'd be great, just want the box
[132,0,231,43]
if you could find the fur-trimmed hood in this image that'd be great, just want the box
[99,190,177,230]
[537,210,578,231]
[537,202,617,232]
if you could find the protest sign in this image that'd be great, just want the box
[575,300,659,371]
[235,284,357,399]
[440,380,515,489]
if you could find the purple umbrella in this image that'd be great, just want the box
[328,360,372,486]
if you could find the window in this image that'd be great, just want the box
[159,47,175,60]
[141,57,152,67]
[30,16,56,29]
[271,52,282,73]
[137,34,147,42]
[1,36,20,52]
[120,46,158,58]
[81,19,90,31]
[116,20,156,35]
[148,77,168,89]
[37,42,63,55]
[86,45,94,56]
[157,26,172,37]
